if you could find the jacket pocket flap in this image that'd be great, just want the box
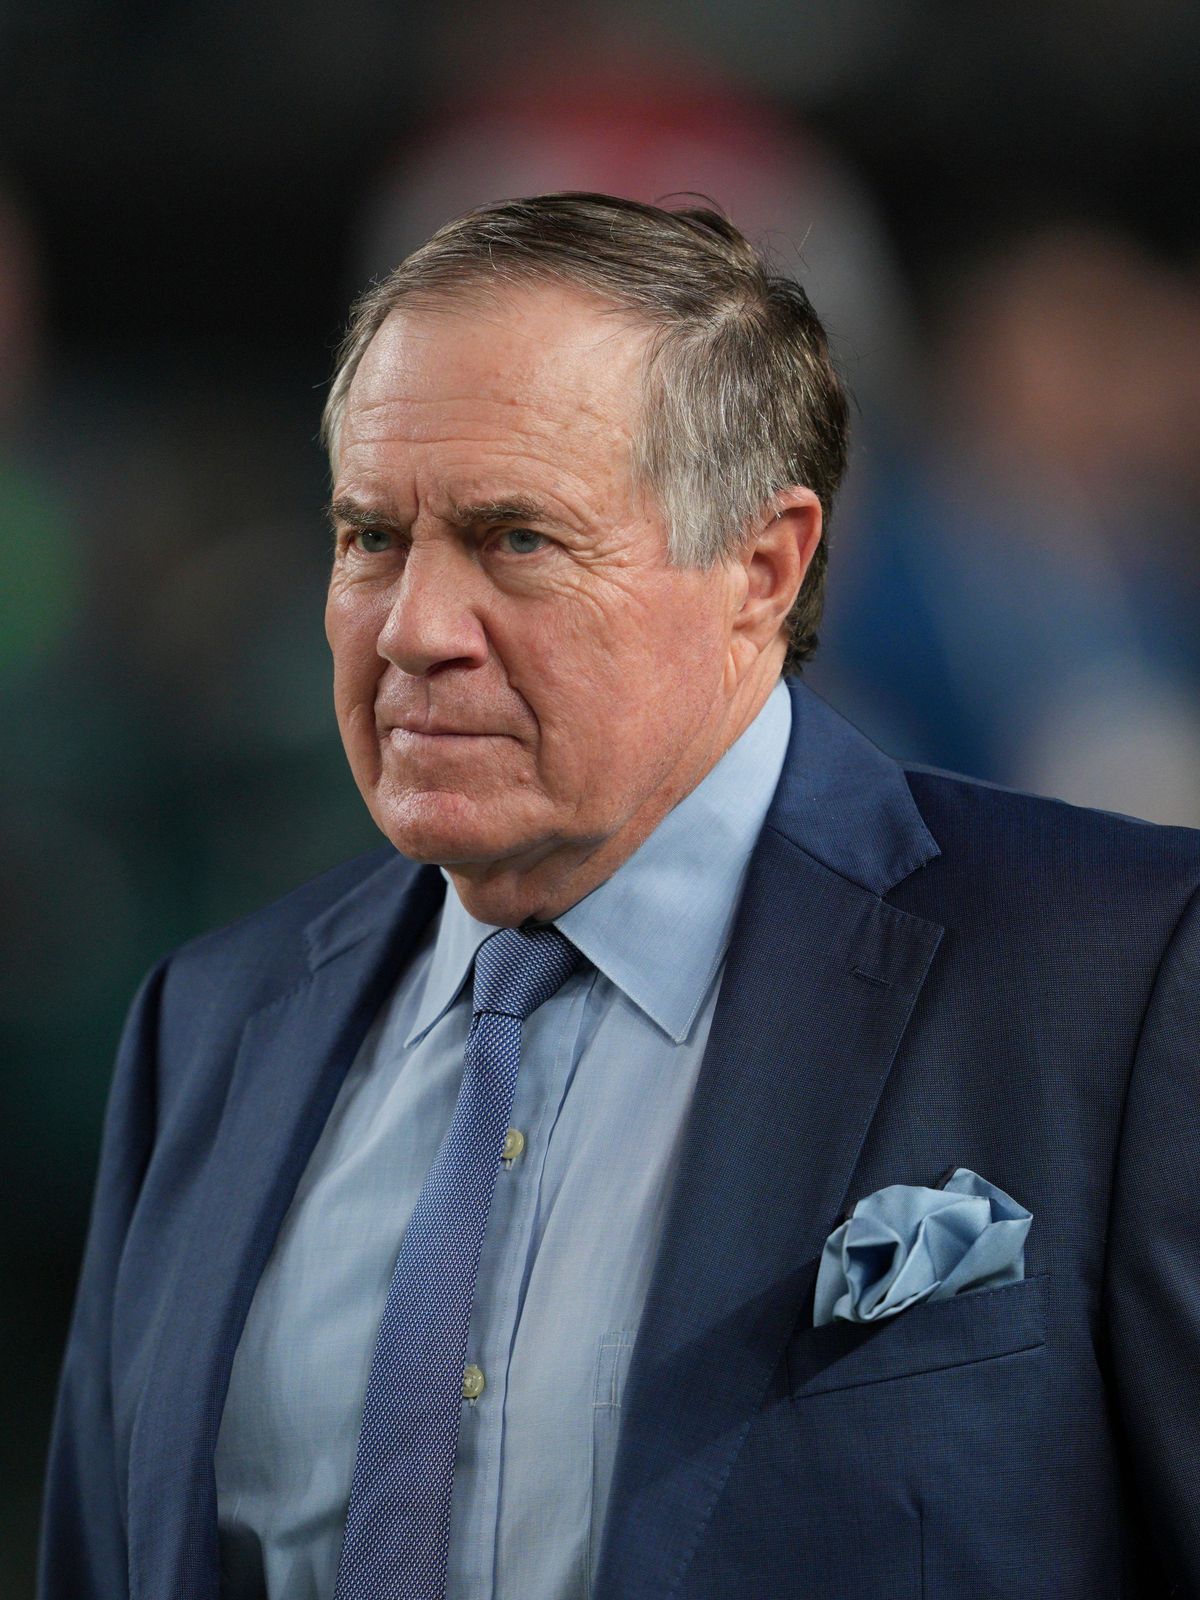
[787,1274,1047,1399]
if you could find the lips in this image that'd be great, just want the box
[376,700,523,740]
[383,719,503,739]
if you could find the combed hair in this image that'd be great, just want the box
[321,192,849,667]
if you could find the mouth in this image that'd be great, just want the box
[384,725,505,742]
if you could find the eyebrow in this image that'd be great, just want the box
[327,496,394,531]
[327,493,566,532]
[448,495,563,529]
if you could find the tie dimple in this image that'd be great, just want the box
[334,921,579,1600]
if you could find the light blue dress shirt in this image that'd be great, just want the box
[215,680,791,1600]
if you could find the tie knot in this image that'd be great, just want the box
[471,923,580,1022]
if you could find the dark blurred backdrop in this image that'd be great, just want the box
[3,1,1199,1588]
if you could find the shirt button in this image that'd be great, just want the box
[501,1128,526,1167]
[462,1364,486,1401]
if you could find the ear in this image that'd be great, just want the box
[730,486,823,666]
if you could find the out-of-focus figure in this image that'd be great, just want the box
[815,224,1200,825]
[353,49,916,421]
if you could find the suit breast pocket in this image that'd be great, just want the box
[704,1274,1086,1599]
[786,1274,1048,1399]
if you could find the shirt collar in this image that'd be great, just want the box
[404,883,497,1048]
[405,679,792,1047]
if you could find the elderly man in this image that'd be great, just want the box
[41,194,1200,1599]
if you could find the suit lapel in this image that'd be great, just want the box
[128,857,444,1600]
[594,683,944,1600]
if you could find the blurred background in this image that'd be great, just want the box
[3,0,1199,1586]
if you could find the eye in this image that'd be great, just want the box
[350,526,393,555]
[499,528,546,555]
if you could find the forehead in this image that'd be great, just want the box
[338,284,651,475]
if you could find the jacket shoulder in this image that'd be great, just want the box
[898,761,1200,939]
[163,844,406,1002]
[902,760,1200,859]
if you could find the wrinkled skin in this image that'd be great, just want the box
[326,282,821,926]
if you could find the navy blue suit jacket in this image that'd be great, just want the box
[41,679,1200,1597]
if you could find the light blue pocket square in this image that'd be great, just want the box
[813,1167,1032,1327]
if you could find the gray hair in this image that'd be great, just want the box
[321,192,849,667]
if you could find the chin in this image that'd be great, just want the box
[368,785,542,868]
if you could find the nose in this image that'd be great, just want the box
[376,542,490,677]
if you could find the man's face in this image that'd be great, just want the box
[326,282,749,915]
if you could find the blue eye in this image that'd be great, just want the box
[502,528,545,555]
[354,527,393,554]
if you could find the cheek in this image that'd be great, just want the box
[327,590,380,687]
[607,577,730,699]
[499,595,634,740]
[504,584,727,786]
[326,591,387,751]
[601,588,733,765]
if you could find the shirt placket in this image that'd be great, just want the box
[446,966,593,1600]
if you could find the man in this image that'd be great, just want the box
[41,194,1200,1598]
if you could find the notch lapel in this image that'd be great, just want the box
[594,683,944,1600]
[127,858,444,1600]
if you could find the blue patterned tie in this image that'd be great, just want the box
[334,922,580,1600]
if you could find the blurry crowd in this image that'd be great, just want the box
[4,21,1200,1588]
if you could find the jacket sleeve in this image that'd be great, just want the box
[38,958,167,1600]
[1103,881,1200,1594]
